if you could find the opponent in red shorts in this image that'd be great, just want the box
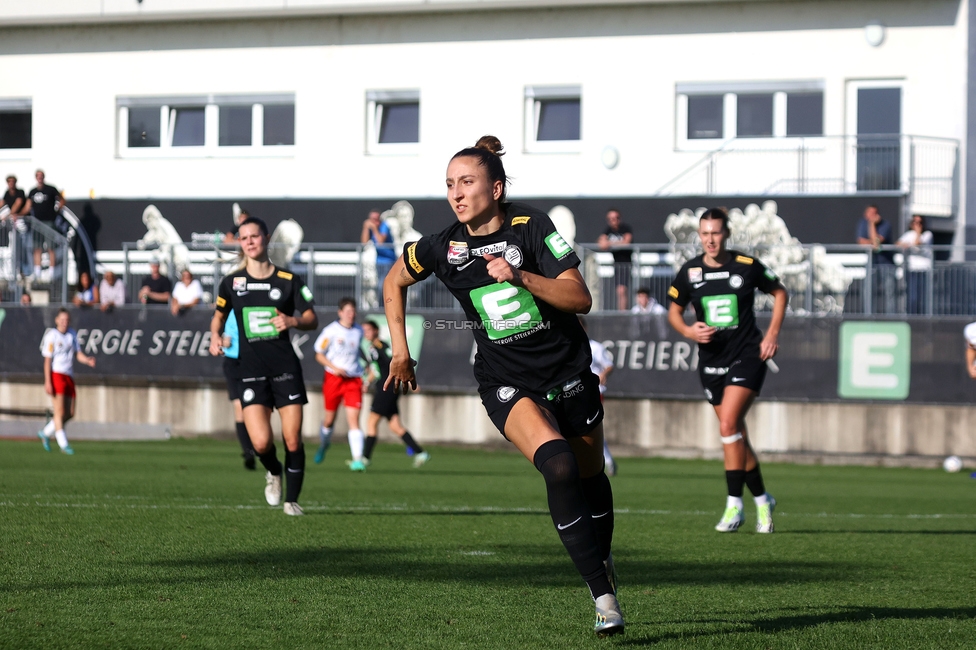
[39,308,96,454]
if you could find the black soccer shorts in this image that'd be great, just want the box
[699,355,767,406]
[370,385,399,419]
[240,371,308,410]
[223,358,243,402]
[480,370,604,439]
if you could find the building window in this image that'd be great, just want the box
[0,99,32,150]
[687,95,724,139]
[366,90,420,153]
[677,81,824,148]
[117,94,295,157]
[736,94,774,138]
[786,92,824,136]
[525,86,581,152]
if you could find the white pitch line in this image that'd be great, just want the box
[0,498,974,520]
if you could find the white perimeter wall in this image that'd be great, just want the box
[0,0,966,218]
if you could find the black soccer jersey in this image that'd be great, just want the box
[404,202,591,391]
[215,267,314,378]
[28,185,60,223]
[366,339,392,386]
[668,251,781,366]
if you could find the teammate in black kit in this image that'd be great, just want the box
[209,217,318,516]
[383,136,623,638]
[360,320,429,467]
[667,208,788,534]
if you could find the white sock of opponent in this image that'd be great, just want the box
[348,429,364,461]
[43,421,56,437]
[54,429,69,450]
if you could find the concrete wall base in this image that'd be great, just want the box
[2,381,973,467]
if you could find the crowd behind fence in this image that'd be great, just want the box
[0,215,71,304]
[7,237,976,318]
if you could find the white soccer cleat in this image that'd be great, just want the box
[756,495,776,534]
[265,472,282,506]
[594,593,625,638]
[412,451,430,468]
[715,506,744,532]
[283,502,304,516]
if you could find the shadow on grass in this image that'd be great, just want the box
[3,546,868,594]
[622,606,976,646]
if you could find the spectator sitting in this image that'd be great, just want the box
[20,292,31,306]
[99,270,125,312]
[139,258,172,305]
[71,271,99,308]
[631,287,666,315]
[171,268,204,316]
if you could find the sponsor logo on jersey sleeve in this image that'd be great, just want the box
[729,274,743,289]
[511,215,531,226]
[406,242,424,274]
[503,245,523,268]
[764,268,779,281]
[735,255,754,265]
[232,277,247,291]
[447,241,469,265]
[545,232,572,260]
[701,294,740,327]
[216,296,227,308]
[276,270,294,280]
[688,267,703,283]
[668,286,679,299]
[300,286,313,302]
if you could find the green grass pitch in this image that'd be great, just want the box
[1,438,974,649]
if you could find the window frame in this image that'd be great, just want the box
[0,98,33,158]
[116,94,295,158]
[675,81,825,151]
[524,85,582,153]
[365,90,420,155]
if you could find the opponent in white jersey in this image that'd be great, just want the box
[964,322,976,379]
[584,323,617,476]
[38,308,96,454]
[313,298,368,469]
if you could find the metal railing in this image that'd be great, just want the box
[656,134,959,217]
[0,214,71,304]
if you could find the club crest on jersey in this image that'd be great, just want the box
[269,288,282,300]
[472,241,507,257]
[504,245,523,268]
[447,241,469,265]
[232,277,247,291]
[688,267,703,283]
[496,386,518,402]
[729,274,743,289]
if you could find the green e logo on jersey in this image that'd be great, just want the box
[545,232,572,260]
[701,294,739,327]
[470,282,543,340]
[242,306,278,340]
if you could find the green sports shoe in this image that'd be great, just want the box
[412,451,430,468]
[61,446,75,455]
[756,495,776,534]
[715,506,744,532]
[348,460,366,472]
[594,593,624,638]
[38,431,51,452]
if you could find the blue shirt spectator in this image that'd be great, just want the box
[856,205,894,265]
[362,209,396,263]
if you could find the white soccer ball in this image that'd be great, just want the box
[943,455,963,473]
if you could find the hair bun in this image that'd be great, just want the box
[475,135,504,157]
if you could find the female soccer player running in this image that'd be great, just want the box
[383,136,623,638]
[38,308,96,454]
[209,217,318,516]
[667,208,788,533]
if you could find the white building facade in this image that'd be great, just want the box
[0,0,969,243]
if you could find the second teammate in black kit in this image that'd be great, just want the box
[209,217,318,516]
[383,136,624,638]
[667,208,788,534]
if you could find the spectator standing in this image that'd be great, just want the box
[171,268,204,316]
[597,209,633,311]
[2,175,30,278]
[362,209,396,301]
[856,204,895,313]
[72,271,99,308]
[138,259,173,305]
[896,215,933,315]
[99,270,125,311]
[631,287,667,315]
[23,170,67,280]
[2,174,26,215]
